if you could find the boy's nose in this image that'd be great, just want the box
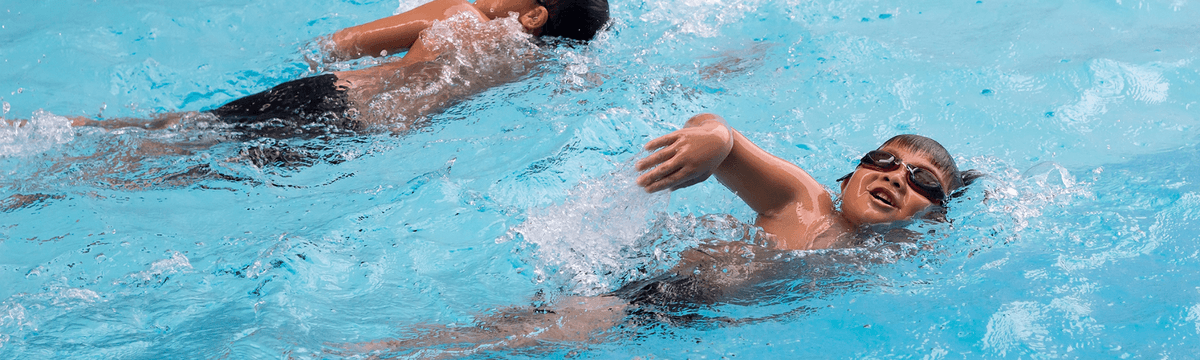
[883,169,906,189]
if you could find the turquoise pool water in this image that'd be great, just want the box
[3,0,1199,358]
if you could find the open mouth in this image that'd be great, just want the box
[870,189,895,208]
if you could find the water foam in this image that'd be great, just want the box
[360,13,540,128]
[513,166,670,296]
[0,302,31,348]
[116,251,193,288]
[0,110,74,157]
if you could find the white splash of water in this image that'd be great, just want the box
[513,167,670,296]
[361,13,539,128]
[51,288,101,307]
[0,302,32,347]
[129,251,193,283]
[555,49,599,88]
[964,158,1093,251]
[0,110,75,157]
[639,0,765,38]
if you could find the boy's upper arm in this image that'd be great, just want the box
[331,16,429,59]
[330,0,476,60]
[712,130,828,218]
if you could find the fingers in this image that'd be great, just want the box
[637,159,682,190]
[634,144,676,171]
[643,133,678,152]
[644,165,694,193]
[636,129,696,192]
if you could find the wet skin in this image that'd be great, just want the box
[838,145,949,226]
[636,113,955,250]
[326,0,549,126]
[27,0,549,131]
[328,0,547,64]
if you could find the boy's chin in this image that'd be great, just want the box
[843,208,908,227]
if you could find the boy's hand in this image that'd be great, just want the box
[635,114,733,193]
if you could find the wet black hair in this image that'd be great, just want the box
[880,135,967,191]
[538,0,609,41]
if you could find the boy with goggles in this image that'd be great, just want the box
[350,113,982,353]
[637,113,978,250]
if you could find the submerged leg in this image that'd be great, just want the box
[70,111,198,130]
[342,296,630,358]
[2,117,28,127]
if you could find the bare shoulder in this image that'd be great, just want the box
[428,0,488,21]
[755,182,840,250]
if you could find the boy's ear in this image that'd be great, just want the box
[837,172,853,192]
[520,6,549,32]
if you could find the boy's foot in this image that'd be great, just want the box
[69,116,98,127]
[2,117,29,127]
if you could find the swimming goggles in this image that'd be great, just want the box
[838,150,946,204]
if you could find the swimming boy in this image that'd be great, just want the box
[635,112,974,250]
[57,0,609,138]
[607,112,978,309]
[349,113,979,355]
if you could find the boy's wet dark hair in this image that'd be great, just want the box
[879,134,982,193]
[539,0,609,41]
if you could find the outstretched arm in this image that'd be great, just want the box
[635,113,828,220]
[326,0,480,61]
[635,113,734,193]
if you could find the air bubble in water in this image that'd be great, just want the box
[2,101,8,115]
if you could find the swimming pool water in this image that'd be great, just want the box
[2,0,1199,358]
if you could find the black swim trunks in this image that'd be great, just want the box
[209,74,359,139]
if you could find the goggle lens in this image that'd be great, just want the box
[858,150,946,204]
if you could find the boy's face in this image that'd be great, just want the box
[839,145,952,226]
[474,0,543,19]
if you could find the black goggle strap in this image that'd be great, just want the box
[945,169,985,200]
